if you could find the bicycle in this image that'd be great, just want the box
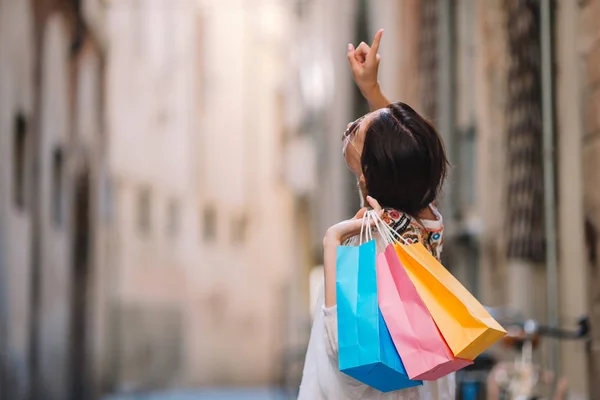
[456,307,528,400]
[456,352,498,400]
[486,308,589,400]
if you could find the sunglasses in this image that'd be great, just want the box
[342,115,366,143]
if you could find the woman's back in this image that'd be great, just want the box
[298,206,455,400]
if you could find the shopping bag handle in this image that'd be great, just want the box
[359,209,374,245]
[367,210,484,318]
[369,210,453,287]
[367,209,409,246]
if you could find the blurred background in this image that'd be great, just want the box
[0,0,599,399]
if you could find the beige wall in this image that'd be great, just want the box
[106,0,200,389]
[106,0,304,388]
[75,39,113,398]
[555,0,589,395]
[0,0,35,397]
[35,14,74,399]
[579,0,600,395]
[473,0,511,307]
[0,1,108,398]
[189,0,298,385]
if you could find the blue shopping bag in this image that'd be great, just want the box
[336,239,422,392]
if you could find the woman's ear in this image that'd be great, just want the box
[358,175,368,207]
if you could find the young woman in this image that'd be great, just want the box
[298,30,454,400]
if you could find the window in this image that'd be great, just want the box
[203,206,216,241]
[457,126,477,210]
[230,212,249,244]
[295,0,309,18]
[13,113,27,210]
[99,169,113,223]
[137,188,151,235]
[132,0,144,59]
[164,6,176,66]
[167,199,179,238]
[52,147,64,227]
[195,12,206,112]
[346,0,371,217]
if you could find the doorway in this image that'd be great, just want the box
[70,171,92,400]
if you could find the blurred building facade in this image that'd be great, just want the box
[290,0,600,397]
[189,0,299,387]
[0,1,35,397]
[0,0,306,397]
[0,0,109,399]
[354,0,599,397]
[578,0,600,393]
[105,0,200,391]
[105,0,304,392]
[2,0,600,399]
[391,0,599,397]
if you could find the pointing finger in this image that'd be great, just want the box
[369,29,383,63]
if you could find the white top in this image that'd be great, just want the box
[298,209,455,400]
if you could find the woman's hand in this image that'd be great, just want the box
[323,196,383,247]
[347,30,389,111]
[323,207,367,248]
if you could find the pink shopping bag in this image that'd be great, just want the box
[377,244,472,380]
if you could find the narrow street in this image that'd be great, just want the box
[104,388,292,400]
[1,0,599,399]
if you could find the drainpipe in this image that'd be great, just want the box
[0,181,5,398]
[540,0,559,378]
[437,0,455,220]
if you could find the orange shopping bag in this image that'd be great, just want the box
[394,241,506,360]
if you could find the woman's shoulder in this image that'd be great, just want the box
[381,208,412,233]
[382,204,443,234]
[382,204,444,260]
[420,204,443,232]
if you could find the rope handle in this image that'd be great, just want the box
[359,210,374,244]
[367,209,409,245]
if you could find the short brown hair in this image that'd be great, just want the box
[360,102,449,216]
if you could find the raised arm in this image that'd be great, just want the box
[347,29,390,112]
